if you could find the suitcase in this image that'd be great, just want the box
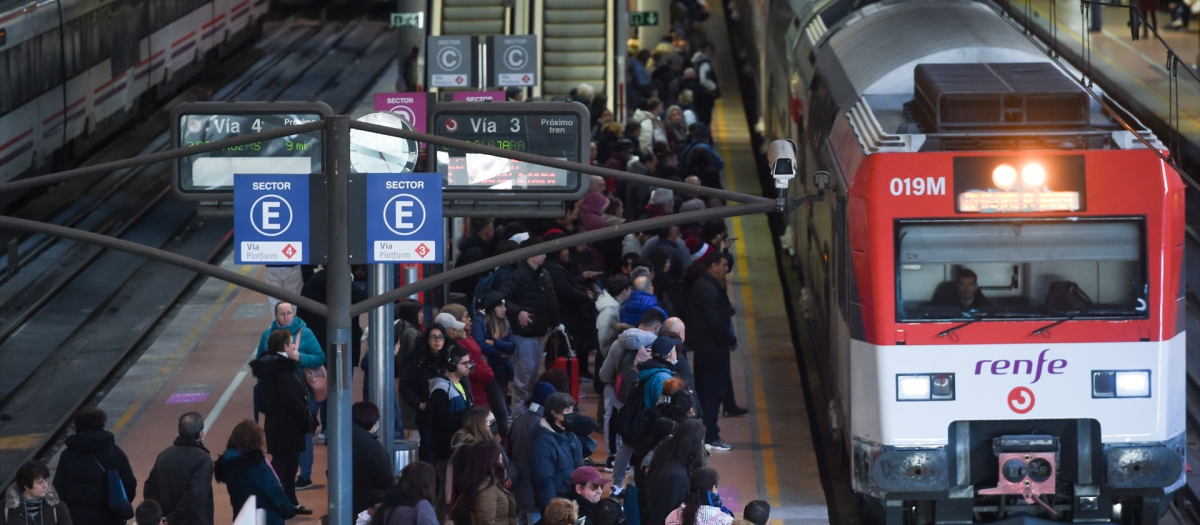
[547,325,581,402]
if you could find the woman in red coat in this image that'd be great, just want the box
[436,306,495,407]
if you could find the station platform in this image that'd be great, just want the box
[1016,0,1200,147]
[49,2,831,525]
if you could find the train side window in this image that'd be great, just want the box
[894,219,1148,321]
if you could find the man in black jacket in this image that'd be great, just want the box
[144,412,214,525]
[683,252,737,451]
[53,408,137,525]
[250,330,314,515]
[451,217,495,298]
[497,238,555,417]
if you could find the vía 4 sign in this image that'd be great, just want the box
[234,174,310,265]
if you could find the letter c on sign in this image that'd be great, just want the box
[1007,386,1035,414]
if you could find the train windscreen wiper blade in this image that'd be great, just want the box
[938,315,983,338]
[1031,315,1075,336]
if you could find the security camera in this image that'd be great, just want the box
[768,139,797,189]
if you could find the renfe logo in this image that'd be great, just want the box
[974,349,1066,384]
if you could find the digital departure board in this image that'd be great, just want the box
[430,102,589,201]
[172,102,332,199]
[953,155,1086,214]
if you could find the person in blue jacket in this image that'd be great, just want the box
[473,291,516,439]
[530,393,584,513]
[213,420,296,525]
[619,276,662,326]
[253,301,325,491]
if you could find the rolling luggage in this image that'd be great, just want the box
[546,325,580,402]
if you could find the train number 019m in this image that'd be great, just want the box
[890,177,946,196]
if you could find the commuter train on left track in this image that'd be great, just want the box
[0,0,270,184]
[731,0,1187,523]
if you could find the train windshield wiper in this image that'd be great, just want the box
[1031,315,1075,336]
[938,314,984,338]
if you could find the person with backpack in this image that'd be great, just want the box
[452,218,496,299]
[619,336,683,485]
[393,299,425,437]
[598,311,664,496]
[53,408,136,525]
[690,43,721,126]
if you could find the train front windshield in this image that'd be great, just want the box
[895,219,1149,321]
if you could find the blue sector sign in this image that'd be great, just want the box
[366,172,443,263]
[234,174,309,264]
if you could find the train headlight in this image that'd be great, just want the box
[1092,370,1151,398]
[896,373,955,401]
[992,164,1018,189]
[1021,163,1046,187]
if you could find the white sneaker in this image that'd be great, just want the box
[705,439,733,451]
[610,486,625,497]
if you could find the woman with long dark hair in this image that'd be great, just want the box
[642,419,708,525]
[373,462,439,525]
[399,325,450,463]
[213,420,296,525]
[665,468,731,525]
[473,292,516,439]
[451,441,516,525]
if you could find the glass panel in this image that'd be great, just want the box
[896,219,1147,321]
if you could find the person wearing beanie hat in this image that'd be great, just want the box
[509,382,557,523]
[568,466,608,520]
[642,336,682,408]
[496,237,553,419]
[473,291,517,439]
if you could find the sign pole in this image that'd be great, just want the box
[325,115,353,525]
[368,264,396,459]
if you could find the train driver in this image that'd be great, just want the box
[931,268,992,310]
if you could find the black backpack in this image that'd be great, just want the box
[1045,281,1092,314]
[615,373,667,448]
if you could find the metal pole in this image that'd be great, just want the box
[404,266,420,300]
[369,263,396,459]
[325,115,354,525]
[6,238,17,278]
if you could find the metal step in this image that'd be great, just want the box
[443,0,505,6]
[544,9,605,24]
[443,6,504,19]
[544,22,604,38]
[543,80,605,96]
[544,37,605,52]
[544,64,606,80]
[546,0,604,8]
[544,51,605,66]
[442,20,505,35]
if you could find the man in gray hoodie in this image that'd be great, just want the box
[597,309,665,495]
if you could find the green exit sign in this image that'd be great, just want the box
[629,11,659,27]
[391,12,424,29]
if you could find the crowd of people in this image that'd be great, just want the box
[0,3,776,524]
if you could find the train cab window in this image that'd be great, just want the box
[895,219,1148,321]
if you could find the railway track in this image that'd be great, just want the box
[0,12,396,486]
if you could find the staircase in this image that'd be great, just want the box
[440,0,506,36]
[542,0,608,98]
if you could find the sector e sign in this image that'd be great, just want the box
[234,174,310,265]
[171,101,332,201]
[366,173,443,263]
[429,101,589,201]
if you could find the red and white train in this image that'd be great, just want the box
[749,0,1186,522]
[0,0,270,184]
